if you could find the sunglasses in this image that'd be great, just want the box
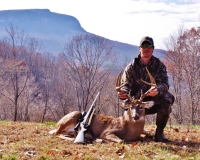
[140,44,153,49]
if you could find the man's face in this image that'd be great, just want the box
[139,41,154,59]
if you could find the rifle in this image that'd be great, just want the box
[74,92,100,144]
[74,111,87,132]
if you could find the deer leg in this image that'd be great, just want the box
[55,111,82,135]
[103,134,123,143]
[85,132,96,141]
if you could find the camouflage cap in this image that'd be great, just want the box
[140,36,154,46]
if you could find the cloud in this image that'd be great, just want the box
[0,0,200,49]
[100,0,200,48]
[140,0,200,4]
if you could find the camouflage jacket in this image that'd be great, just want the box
[121,54,169,99]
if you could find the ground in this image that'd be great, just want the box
[0,121,200,160]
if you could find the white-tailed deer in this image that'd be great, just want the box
[49,67,156,143]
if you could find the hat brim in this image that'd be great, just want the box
[140,40,153,46]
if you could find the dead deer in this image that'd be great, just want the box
[49,67,156,143]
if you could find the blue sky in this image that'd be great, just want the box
[1,0,200,49]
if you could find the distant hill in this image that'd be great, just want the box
[0,9,166,66]
[0,9,87,53]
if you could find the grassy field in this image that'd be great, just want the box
[0,121,200,160]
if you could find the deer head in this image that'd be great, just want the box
[116,67,156,121]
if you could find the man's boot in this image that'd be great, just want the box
[155,113,170,142]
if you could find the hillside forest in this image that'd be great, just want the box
[0,24,199,125]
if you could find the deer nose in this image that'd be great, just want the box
[134,113,139,121]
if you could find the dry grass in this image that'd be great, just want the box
[0,121,200,160]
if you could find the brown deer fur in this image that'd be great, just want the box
[50,102,149,143]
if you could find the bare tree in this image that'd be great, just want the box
[0,24,30,121]
[163,26,185,124]
[164,26,200,124]
[181,27,200,124]
[17,37,42,121]
[39,53,57,122]
[63,34,116,111]
[50,55,76,119]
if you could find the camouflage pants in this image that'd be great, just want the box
[144,92,175,115]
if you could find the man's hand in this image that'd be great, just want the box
[146,87,158,97]
[117,90,128,99]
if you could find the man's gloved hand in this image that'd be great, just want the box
[117,89,129,100]
[146,86,158,97]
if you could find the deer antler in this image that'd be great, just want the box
[140,66,156,87]
[115,70,126,92]
[139,66,157,102]
[115,70,133,107]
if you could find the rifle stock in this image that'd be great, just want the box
[74,92,100,144]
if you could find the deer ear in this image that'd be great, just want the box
[141,101,154,108]
[143,101,154,109]
[119,101,130,110]
[119,102,124,106]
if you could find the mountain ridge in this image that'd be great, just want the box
[0,9,165,65]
